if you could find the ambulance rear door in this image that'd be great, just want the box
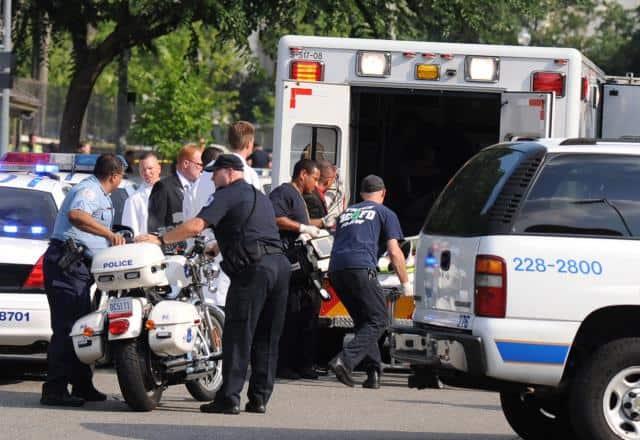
[499,92,554,141]
[273,81,350,187]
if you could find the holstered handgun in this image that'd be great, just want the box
[57,238,86,271]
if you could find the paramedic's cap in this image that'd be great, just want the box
[361,174,386,193]
[204,154,244,172]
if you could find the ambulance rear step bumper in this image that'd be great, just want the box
[390,325,486,376]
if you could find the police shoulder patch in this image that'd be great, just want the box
[82,188,96,201]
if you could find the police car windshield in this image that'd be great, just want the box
[0,188,57,240]
[514,154,640,238]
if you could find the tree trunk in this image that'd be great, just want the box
[31,10,51,137]
[115,49,131,154]
[59,61,105,152]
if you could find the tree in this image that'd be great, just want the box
[15,0,282,151]
[127,25,247,158]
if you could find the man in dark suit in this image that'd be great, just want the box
[147,144,203,233]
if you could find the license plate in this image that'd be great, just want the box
[108,297,132,316]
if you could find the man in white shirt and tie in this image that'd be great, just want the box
[121,151,162,235]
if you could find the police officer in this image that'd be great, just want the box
[41,154,126,406]
[328,175,413,389]
[136,154,290,414]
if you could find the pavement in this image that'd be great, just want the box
[0,362,518,440]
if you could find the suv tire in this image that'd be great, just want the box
[570,337,640,440]
[500,390,575,439]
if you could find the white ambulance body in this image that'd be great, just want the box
[273,35,605,238]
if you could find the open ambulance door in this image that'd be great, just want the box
[272,81,350,187]
[499,92,554,142]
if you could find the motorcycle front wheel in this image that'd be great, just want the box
[113,337,164,411]
[185,304,224,401]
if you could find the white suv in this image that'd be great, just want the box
[391,138,640,440]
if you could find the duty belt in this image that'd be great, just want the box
[260,243,283,256]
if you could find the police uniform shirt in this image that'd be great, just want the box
[196,179,281,259]
[329,200,404,272]
[269,182,310,245]
[51,175,114,255]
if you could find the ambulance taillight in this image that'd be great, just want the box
[290,61,324,82]
[532,72,565,97]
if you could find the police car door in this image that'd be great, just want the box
[499,92,554,141]
[273,81,349,186]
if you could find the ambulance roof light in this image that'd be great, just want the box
[290,60,324,82]
[356,51,391,77]
[465,56,500,82]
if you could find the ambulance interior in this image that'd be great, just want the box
[351,88,501,235]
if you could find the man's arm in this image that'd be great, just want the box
[136,217,208,245]
[68,210,125,246]
[387,238,409,284]
[121,197,139,236]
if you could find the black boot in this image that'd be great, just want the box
[362,369,380,389]
[200,400,240,414]
[40,383,85,407]
[71,384,107,402]
[328,356,355,387]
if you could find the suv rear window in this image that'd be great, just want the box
[513,154,640,237]
[423,147,524,235]
[0,188,57,240]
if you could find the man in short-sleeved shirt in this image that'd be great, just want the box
[136,154,290,415]
[269,159,325,380]
[328,175,412,389]
[42,154,127,407]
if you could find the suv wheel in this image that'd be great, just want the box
[570,337,640,440]
[500,390,575,439]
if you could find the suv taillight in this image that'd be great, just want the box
[474,255,507,318]
[23,255,45,290]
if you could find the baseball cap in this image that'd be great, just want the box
[204,154,244,172]
[360,174,385,193]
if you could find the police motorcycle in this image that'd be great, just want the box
[70,233,224,411]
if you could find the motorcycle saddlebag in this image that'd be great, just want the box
[70,311,107,365]
[147,301,199,357]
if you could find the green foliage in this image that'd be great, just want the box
[529,0,638,72]
[127,25,246,158]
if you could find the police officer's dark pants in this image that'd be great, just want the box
[42,242,93,393]
[216,254,290,406]
[329,269,387,373]
[277,286,321,372]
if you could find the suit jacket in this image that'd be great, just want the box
[147,174,184,233]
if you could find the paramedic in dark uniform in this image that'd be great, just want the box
[40,154,126,406]
[328,175,413,389]
[269,158,324,380]
[136,154,290,415]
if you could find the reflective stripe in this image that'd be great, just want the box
[27,177,43,188]
[0,174,17,183]
[496,341,569,364]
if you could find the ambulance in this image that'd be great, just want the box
[270,35,640,358]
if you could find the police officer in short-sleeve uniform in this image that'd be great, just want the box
[136,154,290,415]
[41,154,126,406]
[328,175,413,389]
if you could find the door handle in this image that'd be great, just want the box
[440,250,451,271]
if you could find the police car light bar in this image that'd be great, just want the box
[0,152,127,173]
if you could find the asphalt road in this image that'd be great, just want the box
[0,362,518,440]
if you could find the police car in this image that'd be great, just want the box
[0,152,134,359]
[391,138,640,440]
